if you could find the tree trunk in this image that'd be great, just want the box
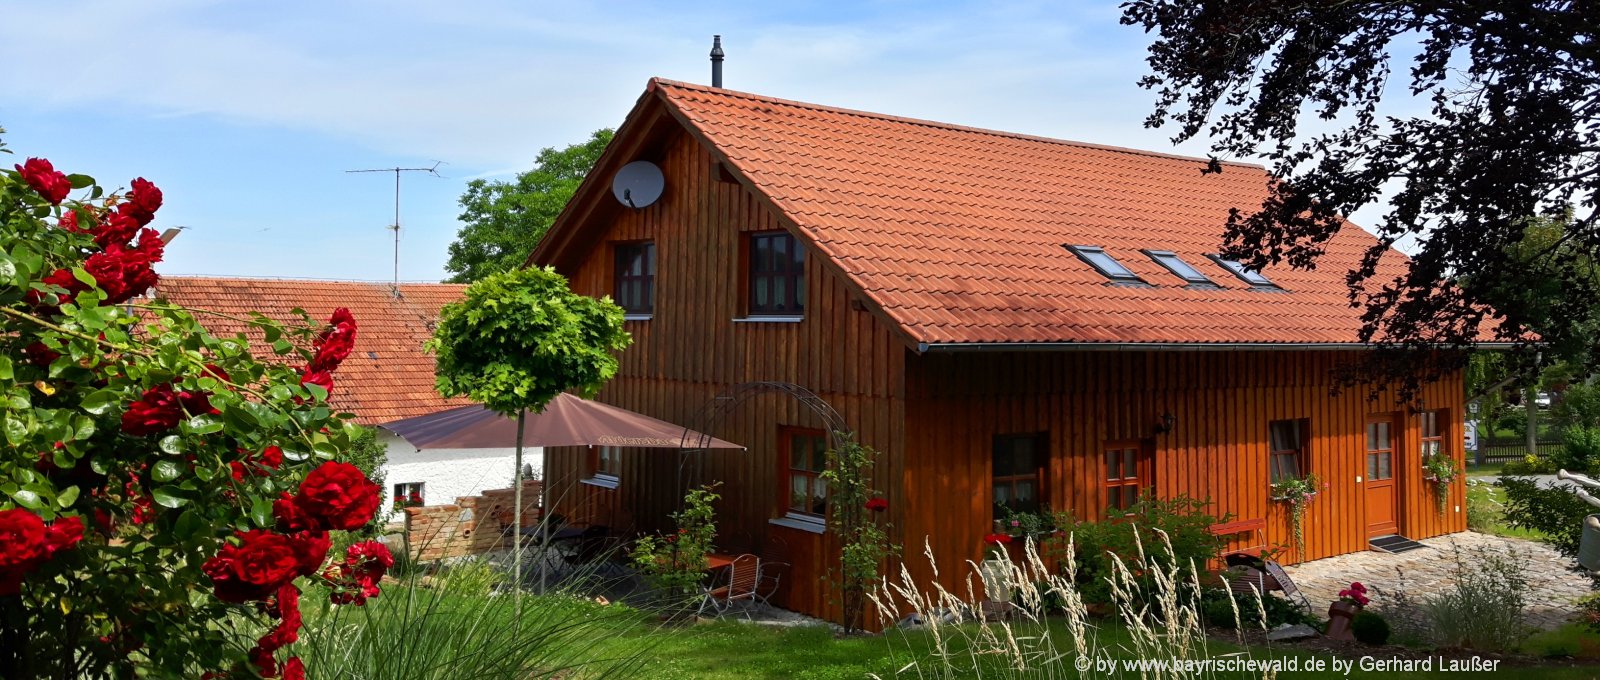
[1526,384,1539,458]
[513,409,526,616]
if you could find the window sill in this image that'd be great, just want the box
[769,514,826,534]
[581,476,620,490]
[734,316,804,324]
[623,314,653,322]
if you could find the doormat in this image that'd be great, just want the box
[1369,535,1428,553]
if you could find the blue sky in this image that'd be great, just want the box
[0,1,1414,282]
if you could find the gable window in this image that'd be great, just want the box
[1268,419,1309,483]
[1065,245,1146,284]
[748,231,805,316]
[1208,255,1279,289]
[393,482,425,510]
[993,433,1047,520]
[781,427,828,518]
[583,446,622,488]
[1420,410,1448,459]
[1103,440,1150,511]
[613,241,655,315]
[1144,250,1216,287]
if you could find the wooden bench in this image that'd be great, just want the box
[1208,518,1267,566]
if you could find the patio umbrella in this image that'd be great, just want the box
[378,393,743,451]
[379,394,741,595]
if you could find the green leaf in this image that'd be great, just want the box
[151,459,184,483]
[251,497,273,528]
[66,173,95,189]
[0,356,11,381]
[150,487,189,509]
[158,435,184,455]
[174,509,206,540]
[80,389,120,415]
[184,414,223,435]
[3,415,26,446]
[71,415,95,440]
[11,488,44,510]
[56,485,79,508]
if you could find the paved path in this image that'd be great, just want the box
[1281,532,1591,631]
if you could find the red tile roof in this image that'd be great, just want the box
[144,277,470,425]
[649,78,1422,346]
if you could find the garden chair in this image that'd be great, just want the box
[705,553,761,617]
[754,537,791,607]
[1221,554,1312,613]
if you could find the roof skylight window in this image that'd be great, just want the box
[1064,245,1145,284]
[1208,255,1278,288]
[1143,250,1216,287]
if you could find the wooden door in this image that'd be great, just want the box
[1364,414,1399,537]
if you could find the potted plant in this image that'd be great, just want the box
[981,533,1016,602]
[1423,453,1461,513]
[1326,581,1370,641]
[1269,473,1321,555]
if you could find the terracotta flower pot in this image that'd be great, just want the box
[1326,601,1360,641]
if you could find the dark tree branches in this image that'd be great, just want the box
[1124,1,1600,397]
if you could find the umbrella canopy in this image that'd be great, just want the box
[378,393,743,450]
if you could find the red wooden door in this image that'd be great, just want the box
[1364,414,1399,537]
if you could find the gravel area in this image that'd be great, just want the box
[1282,531,1592,631]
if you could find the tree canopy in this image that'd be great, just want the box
[1122,2,1599,391]
[428,266,630,416]
[444,129,613,283]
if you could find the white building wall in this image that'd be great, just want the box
[374,430,541,525]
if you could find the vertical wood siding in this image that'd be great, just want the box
[543,126,906,622]
[900,350,1467,597]
[539,121,1467,624]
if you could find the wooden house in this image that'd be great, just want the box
[530,79,1479,621]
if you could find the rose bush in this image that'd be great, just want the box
[1,140,388,678]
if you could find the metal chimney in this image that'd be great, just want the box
[710,35,725,87]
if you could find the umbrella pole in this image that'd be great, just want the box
[513,409,526,616]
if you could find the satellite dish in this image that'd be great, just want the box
[612,161,665,209]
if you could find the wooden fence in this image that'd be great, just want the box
[1472,437,1566,464]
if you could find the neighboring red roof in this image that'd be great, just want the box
[646,78,1423,346]
[145,277,470,425]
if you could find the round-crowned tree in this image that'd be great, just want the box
[1,143,392,678]
[427,266,630,590]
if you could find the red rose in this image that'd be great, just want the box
[283,658,305,680]
[248,645,277,678]
[310,308,357,372]
[22,342,60,367]
[864,497,889,512]
[328,540,393,605]
[14,157,71,204]
[201,530,302,603]
[983,533,1013,546]
[299,369,333,396]
[119,177,163,225]
[59,209,85,233]
[121,385,184,435]
[257,584,302,652]
[231,445,285,481]
[293,462,379,531]
[83,230,163,303]
[201,363,231,384]
[287,530,330,577]
[0,509,84,596]
[93,211,143,249]
[272,492,313,533]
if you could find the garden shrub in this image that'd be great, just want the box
[1,150,395,678]
[629,483,719,608]
[1554,425,1600,474]
[1198,587,1317,630]
[821,432,897,634]
[1421,544,1531,651]
[1351,610,1392,645]
[1500,476,1591,557]
[1554,383,1600,429]
[1053,493,1223,604]
[1502,455,1557,475]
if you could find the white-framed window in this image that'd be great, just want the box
[393,482,425,509]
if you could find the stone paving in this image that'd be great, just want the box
[1281,531,1592,631]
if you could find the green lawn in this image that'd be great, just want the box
[1465,479,1548,541]
[1467,462,1507,477]
[601,615,1600,679]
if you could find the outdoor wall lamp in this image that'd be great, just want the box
[1153,410,1176,435]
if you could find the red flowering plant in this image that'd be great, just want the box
[0,144,386,678]
[1337,581,1371,608]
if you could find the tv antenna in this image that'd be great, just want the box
[346,161,444,288]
